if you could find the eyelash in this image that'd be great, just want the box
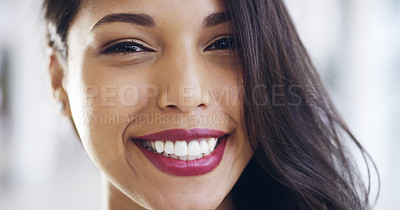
[100,41,153,54]
[100,37,237,55]
[205,37,237,51]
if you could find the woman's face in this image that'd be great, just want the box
[61,0,253,209]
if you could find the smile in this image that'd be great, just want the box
[131,128,229,176]
[137,137,220,160]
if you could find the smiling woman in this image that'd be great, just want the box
[43,0,377,209]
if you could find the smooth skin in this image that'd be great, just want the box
[49,0,253,209]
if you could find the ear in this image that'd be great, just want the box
[48,47,72,117]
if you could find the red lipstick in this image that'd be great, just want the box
[132,128,228,176]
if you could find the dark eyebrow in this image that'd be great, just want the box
[91,13,155,31]
[91,12,230,31]
[203,12,231,28]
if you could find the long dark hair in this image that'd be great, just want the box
[43,0,378,209]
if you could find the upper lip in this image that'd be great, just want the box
[133,128,228,141]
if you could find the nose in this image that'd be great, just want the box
[156,48,210,113]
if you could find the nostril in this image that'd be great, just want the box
[166,104,176,108]
[197,103,207,108]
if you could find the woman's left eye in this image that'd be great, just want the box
[205,37,237,51]
[101,41,154,55]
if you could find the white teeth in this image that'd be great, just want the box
[155,141,164,153]
[174,141,188,156]
[164,141,174,154]
[179,155,188,161]
[141,137,221,161]
[188,155,197,160]
[188,140,201,156]
[203,150,210,156]
[199,140,209,153]
[208,138,217,151]
[170,154,178,159]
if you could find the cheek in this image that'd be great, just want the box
[211,76,251,160]
[66,61,154,171]
[211,73,242,122]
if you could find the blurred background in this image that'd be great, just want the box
[0,0,399,209]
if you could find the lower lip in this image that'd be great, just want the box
[134,136,228,176]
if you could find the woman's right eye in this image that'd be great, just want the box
[101,41,154,55]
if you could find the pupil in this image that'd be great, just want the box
[216,38,234,49]
[119,45,138,52]
[218,41,228,49]
[125,45,137,52]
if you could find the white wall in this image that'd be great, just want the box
[285,0,400,209]
[0,1,100,210]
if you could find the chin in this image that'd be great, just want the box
[143,190,227,210]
